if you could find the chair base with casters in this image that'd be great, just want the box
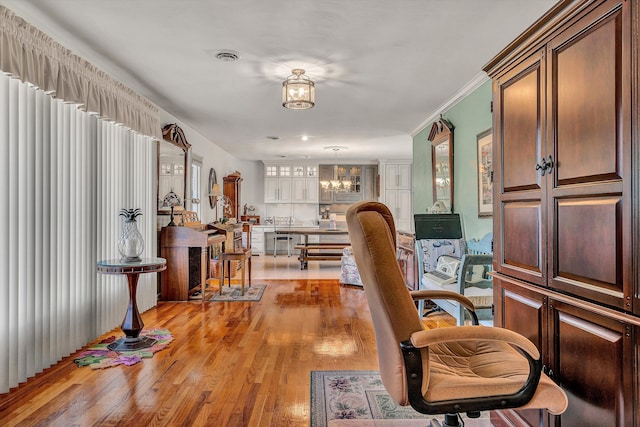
[346,201,568,427]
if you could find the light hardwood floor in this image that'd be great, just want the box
[0,255,455,426]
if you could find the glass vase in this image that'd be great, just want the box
[118,219,144,262]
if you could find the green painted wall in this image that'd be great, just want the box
[412,80,493,240]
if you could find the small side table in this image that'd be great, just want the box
[97,257,166,351]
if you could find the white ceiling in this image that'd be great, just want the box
[0,0,557,162]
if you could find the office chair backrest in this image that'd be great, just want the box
[347,201,423,406]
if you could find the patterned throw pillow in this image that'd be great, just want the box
[419,238,465,273]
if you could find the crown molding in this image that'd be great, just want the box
[411,72,489,137]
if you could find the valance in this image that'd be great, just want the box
[0,6,161,140]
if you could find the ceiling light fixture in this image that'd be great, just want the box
[320,147,351,193]
[282,69,315,110]
[214,50,240,62]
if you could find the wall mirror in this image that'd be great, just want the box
[428,118,454,212]
[157,124,190,214]
[208,168,219,209]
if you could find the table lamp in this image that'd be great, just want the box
[163,190,183,226]
[210,183,222,222]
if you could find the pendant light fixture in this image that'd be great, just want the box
[320,147,352,192]
[282,69,315,110]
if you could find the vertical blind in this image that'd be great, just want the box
[0,72,157,393]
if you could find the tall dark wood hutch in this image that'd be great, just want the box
[483,0,639,425]
[223,173,242,221]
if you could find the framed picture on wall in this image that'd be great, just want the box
[477,129,493,217]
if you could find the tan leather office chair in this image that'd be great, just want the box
[346,201,567,427]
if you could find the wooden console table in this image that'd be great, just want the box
[96,257,166,351]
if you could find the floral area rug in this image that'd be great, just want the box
[311,370,422,426]
[310,370,489,426]
[210,284,265,302]
[73,329,173,370]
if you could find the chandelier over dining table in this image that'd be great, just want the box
[320,147,352,192]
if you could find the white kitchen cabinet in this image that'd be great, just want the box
[385,189,412,231]
[264,177,292,203]
[292,177,318,203]
[385,163,411,190]
[381,160,412,231]
[250,226,266,254]
[264,162,318,204]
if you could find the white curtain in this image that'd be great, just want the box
[0,72,157,394]
[0,6,161,140]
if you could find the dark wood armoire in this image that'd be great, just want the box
[483,0,639,425]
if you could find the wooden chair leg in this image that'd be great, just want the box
[219,259,224,295]
[240,259,245,296]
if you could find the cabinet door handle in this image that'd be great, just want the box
[535,158,549,176]
[535,156,554,176]
[544,155,554,174]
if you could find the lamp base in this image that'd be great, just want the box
[107,336,157,352]
[168,206,176,226]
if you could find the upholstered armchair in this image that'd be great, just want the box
[346,201,567,427]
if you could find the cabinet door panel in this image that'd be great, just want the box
[494,50,546,285]
[552,196,623,307]
[500,200,544,285]
[552,3,622,186]
[549,299,632,427]
[305,178,318,203]
[279,178,292,202]
[501,66,544,193]
[494,277,547,357]
[292,178,307,202]
[493,276,546,427]
[319,165,333,203]
[547,0,630,312]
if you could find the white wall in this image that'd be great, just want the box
[158,110,263,224]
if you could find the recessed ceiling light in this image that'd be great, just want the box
[301,136,309,141]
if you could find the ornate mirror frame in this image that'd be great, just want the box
[428,117,454,212]
[157,123,190,214]
[208,168,218,209]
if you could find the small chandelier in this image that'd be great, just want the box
[282,69,315,110]
[320,147,352,193]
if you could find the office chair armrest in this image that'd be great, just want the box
[409,326,540,360]
[410,289,479,324]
